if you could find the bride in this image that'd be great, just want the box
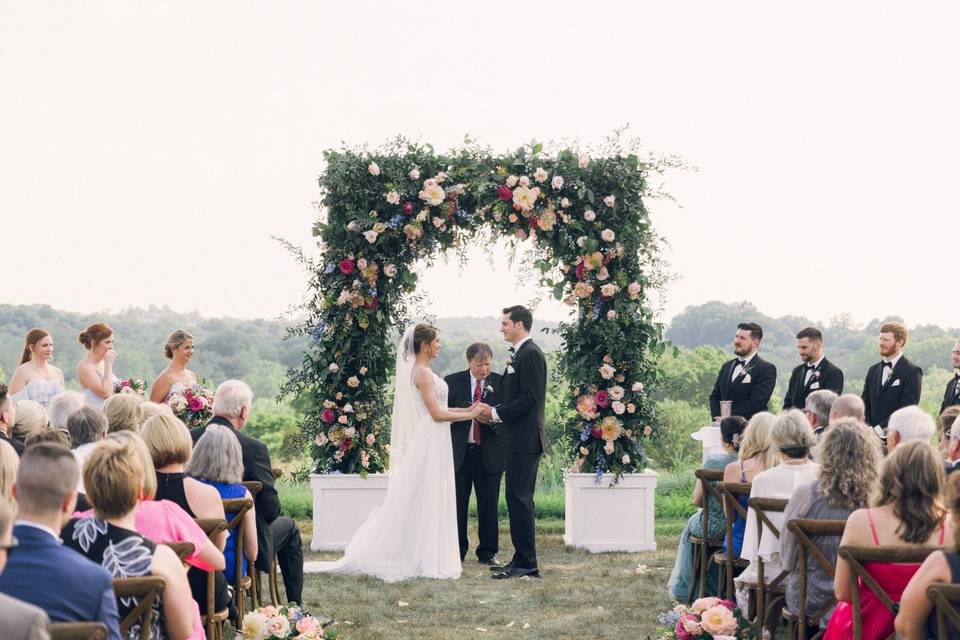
[308,323,483,582]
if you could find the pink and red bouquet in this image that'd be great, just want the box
[656,598,752,640]
[113,378,147,397]
[239,604,335,639]
[166,383,215,427]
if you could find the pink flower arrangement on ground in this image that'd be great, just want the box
[239,604,334,639]
[657,598,751,640]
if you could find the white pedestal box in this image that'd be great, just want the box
[309,473,389,551]
[563,471,658,553]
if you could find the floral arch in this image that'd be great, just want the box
[283,138,670,479]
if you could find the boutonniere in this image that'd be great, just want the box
[483,384,494,398]
[813,369,821,379]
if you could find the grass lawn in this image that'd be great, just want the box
[261,516,684,640]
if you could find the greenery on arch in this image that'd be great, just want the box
[283,137,673,478]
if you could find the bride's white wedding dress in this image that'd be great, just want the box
[305,365,461,582]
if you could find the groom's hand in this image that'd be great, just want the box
[475,403,493,423]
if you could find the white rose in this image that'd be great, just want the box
[576,236,586,248]
[408,167,420,180]
[266,615,291,638]
[357,258,367,269]
[343,403,354,413]
[621,454,630,464]
[363,230,378,244]
[606,310,617,321]
[432,216,445,228]
[240,612,269,640]
[599,364,616,380]
[386,191,400,205]
[601,228,615,242]
[384,264,398,277]
[416,210,428,222]
[512,186,540,212]
[561,197,571,208]
[329,363,340,373]
[608,385,625,400]
[580,446,589,456]
[347,376,360,388]
[600,283,619,297]
[612,401,626,415]
[368,161,380,176]
[583,209,596,221]
[578,153,590,169]
[435,171,448,183]
[552,175,564,190]
[632,381,644,392]
[314,433,328,447]
[603,195,615,208]
[506,175,518,188]
[419,182,445,206]
[519,175,530,187]
[533,167,548,182]
[604,441,615,455]
[347,220,358,231]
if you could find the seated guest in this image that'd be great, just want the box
[668,416,747,599]
[781,419,881,629]
[187,424,259,586]
[142,414,232,615]
[0,496,52,639]
[66,406,109,495]
[12,399,48,443]
[937,406,960,459]
[942,415,960,475]
[830,394,866,424]
[0,440,19,499]
[192,380,303,604]
[825,440,951,640]
[139,401,174,428]
[63,438,197,640]
[804,389,838,440]
[0,384,24,455]
[46,390,85,432]
[886,405,935,452]
[896,471,960,640]
[102,393,143,433]
[24,426,71,449]
[722,411,778,558]
[736,410,820,607]
[0,444,120,636]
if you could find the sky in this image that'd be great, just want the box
[2,1,958,327]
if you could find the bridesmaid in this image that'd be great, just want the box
[76,323,118,409]
[9,329,65,408]
[150,330,198,403]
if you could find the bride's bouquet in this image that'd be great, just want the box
[239,604,335,639]
[166,383,215,427]
[113,378,147,397]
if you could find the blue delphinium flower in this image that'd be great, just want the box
[324,262,336,274]
[580,424,591,442]
[658,610,682,627]
[592,300,602,320]
[388,214,405,230]
[311,322,327,344]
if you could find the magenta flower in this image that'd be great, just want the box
[595,390,610,408]
[402,202,414,215]
[339,258,354,275]
[575,262,586,280]
[497,185,512,202]
[187,397,203,412]
[321,408,335,423]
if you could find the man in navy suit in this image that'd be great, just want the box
[0,443,120,638]
[708,322,777,421]
[861,322,923,430]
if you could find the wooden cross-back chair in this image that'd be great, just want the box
[113,576,166,640]
[749,497,790,635]
[838,544,942,640]
[163,541,195,564]
[927,583,960,640]
[713,481,752,600]
[780,519,847,640]
[687,468,726,602]
[244,473,287,607]
[195,517,230,640]
[49,623,108,640]
[222,496,255,625]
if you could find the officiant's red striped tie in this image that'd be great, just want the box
[472,379,482,444]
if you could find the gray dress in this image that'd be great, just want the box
[781,481,853,625]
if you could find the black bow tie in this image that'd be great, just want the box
[806,364,817,371]
[508,346,516,354]
[882,361,893,369]
[736,359,747,367]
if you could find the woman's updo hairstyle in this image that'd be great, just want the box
[720,415,748,451]
[78,323,113,350]
[164,330,194,359]
[413,324,439,354]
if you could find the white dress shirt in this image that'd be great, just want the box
[882,352,903,386]
[731,351,757,380]
[803,355,825,386]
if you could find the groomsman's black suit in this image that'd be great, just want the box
[861,356,923,429]
[708,354,777,420]
[445,369,503,562]
[782,358,845,411]
[495,338,547,572]
[941,373,960,416]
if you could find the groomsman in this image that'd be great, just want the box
[445,343,503,565]
[940,341,960,416]
[709,322,777,421]
[861,322,923,429]
[783,327,844,410]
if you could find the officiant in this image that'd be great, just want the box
[445,342,503,565]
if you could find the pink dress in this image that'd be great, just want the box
[823,509,944,640]
[76,500,209,640]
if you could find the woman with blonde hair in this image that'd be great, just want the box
[150,330,198,404]
[76,323,118,409]
[825,440,952,640]
[63,438,197,640]
[0,440,18,499]
[139,401,174,427]
[102,393,143,433]
[9,328,64,408]
[721,411,778,557]
[12,399,47,442]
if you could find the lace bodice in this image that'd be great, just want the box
[413,369,448,421]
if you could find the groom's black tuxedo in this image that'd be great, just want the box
[782,358,844,411]
[941,373,960,416]
[496,338,547,572]
[445,369,503,562]
[708,354,777,420]
[861,355,923,428]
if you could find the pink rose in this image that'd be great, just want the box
[296,617,321,636]
[365,434,375,445]
[691,597,721,614]
[338,259,354,275]
[700,605,738,636]
[497,185,512,202]
[595,390,610,408]
[188,397,203,412]
[321,408,335,423]
[402,202,414,214]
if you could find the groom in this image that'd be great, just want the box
[479,305,547,579]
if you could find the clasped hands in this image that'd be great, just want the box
[469,402,496,424]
